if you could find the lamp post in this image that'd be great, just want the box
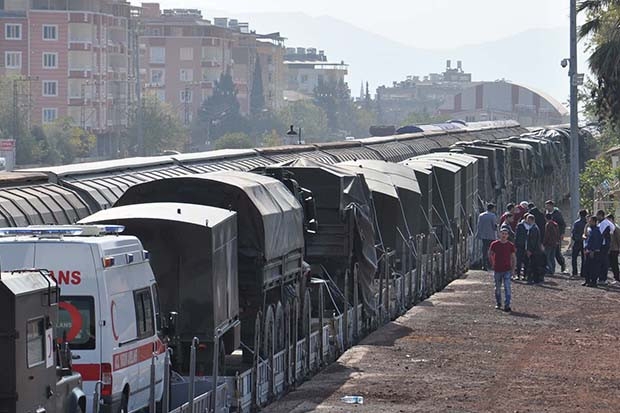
[286,124,302,145]
[569,0,580,219]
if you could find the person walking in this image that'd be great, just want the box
[543,213,561,277]
[528,203,546,239]
[499,203,515,227]
[500,213,515,243]
[515,216,528,280]
[570,209,588,277]
[597,210,614,284]
[583,215,603,287]
[514,201,529,226]
[477,203,498,271]
[522,214,542,284]
[489,228,516,312]
[545,200,567,273]
[608,214,620,283]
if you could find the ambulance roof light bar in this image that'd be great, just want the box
[0,225,125,238]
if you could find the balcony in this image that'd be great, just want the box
[69,69,92,78]
[201,59,220,68]
[69,41,92,51]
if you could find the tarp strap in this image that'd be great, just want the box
[320,265,344,315]
[397,226,417,257]
[460,204,474,236]
[420,205,443,247]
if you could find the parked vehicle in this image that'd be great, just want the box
[0,268,85,413]
[0,226,165,413]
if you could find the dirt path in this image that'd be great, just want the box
[263,270,620,413]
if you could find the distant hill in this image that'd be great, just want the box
[207,10,589,107]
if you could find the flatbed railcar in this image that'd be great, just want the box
[0,121,578,412]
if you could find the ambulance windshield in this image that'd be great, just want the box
[56,296,96,350]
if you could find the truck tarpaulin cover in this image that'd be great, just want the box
[269,158,378,315]
[80,203,239,342]
[115,171,304,262]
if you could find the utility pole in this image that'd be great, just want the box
[569,0,580,219]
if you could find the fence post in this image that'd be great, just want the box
[149,351,156,413]
[343,269,349,350]
[385,248,390,322]
[162,349,170,413]
[252,314,261,410]
[352,263,359,343]
[318,282,325,366]
[211,329,221,413]
[188,337,199,413]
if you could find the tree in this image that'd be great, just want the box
[261,130,283,147]
[199,68,249,140]
[578,0,620,124]
[580,156,620,211]
[250,55,265,115]
[214,132,253,150]
[402,109,451,126]
[40,117,96,165]
[313,78,352,133]
[277,101,329,142]
[127,94,187,155]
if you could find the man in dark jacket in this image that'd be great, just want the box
[571,209,588,277]
[545,200,567,273]
[500,213,515,242]
[521,214,542,284]
[514,216,529,279]
[583,215,603,287]
[543,213,561,276]
[528,203,546,239]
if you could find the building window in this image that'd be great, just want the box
[180,47,193,60]
[43,53,58,69]
[155,89,165,102]
[150,69,165,85]
[5,24,21,40]
[5,51,21,68]
[179,69,193,82]
[42,80,58,96]
[27,318,45,368]
[149,47,165,64]
[43,25,57,40]
[180,90,192,103]
[43,108,57,123]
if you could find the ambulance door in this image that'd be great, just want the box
[33,242,101,411]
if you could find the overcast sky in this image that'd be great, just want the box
[152,0,573,48]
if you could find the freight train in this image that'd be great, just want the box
[0,120,577,412]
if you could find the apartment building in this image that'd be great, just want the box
[139,5,235,124]
[0,0,132,139]
[284,47,348,98]
[256,32,286,112]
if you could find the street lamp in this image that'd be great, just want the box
[287,124,302,145]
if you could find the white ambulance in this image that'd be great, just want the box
[0,225,166,413]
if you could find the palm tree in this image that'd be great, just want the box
[578,0,620,122]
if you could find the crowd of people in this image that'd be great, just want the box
[476,200,620,312]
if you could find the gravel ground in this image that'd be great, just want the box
[263,264,620,412]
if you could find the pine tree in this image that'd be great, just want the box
[250,55,265,115]
[199,67,248,140]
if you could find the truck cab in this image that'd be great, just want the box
[0,226,165,413]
